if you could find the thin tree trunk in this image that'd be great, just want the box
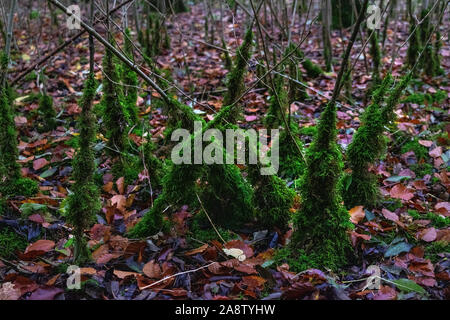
[322,0,332,72]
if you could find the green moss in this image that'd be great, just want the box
[190,211,234,243]
[401,138,428,161]
[383,198,402,211]
[302,58,323,78]
[37,93,57,132]
[274,247,328,272]
[248,164,295,231]
[0,227,27,259]
[425,241,450,263]
[129,102,255,238]
[402,90,447,105]
[277,125,306,180]
[343,75,393,209]
[408,210,450,228]
[222,27,253,122]
[102,40,128,174]
[292,101,354,271]
[299,126,318,137]
[0,177,39,197]
[121,28,139,125]
[264,74,288,129]
[0,77,21,184]
[221,38,233,71]
[67,74,101,265]
[201,163,254,229]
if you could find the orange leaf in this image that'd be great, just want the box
[25,240,55,254]
[349,206,365,224]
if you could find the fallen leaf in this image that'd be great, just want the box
[390,184,414,201]
[33,158,49,171]
[25,240,55,255]
[349,206,365,224]
[417,228,437,242]
[429,147,442,158]
[142,260,162,279]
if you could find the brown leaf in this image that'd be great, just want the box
[349,206,365,224]
[390,184,414,201]
[32,158,49,171]
[110,195,127,213]
[142,260,162,279]
[184,244,208,256]
[25,240,55,255]
[116,177,125,195]
[113,270,139,279]
[241,275,266,289]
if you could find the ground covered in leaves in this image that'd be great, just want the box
[0,4,449,300]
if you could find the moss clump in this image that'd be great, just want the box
[221,38,233,72]
[247,163,295,231]
[274,247,327,272]
[37,93,57,132]
[0,177,39,198]
[302,58,323,78]
[401,138,428,161]
[66,74,101,265]
[0,53,38,198]
[368,31,381,96]
[222,27,253,122]
[264,74,288,129]
[201,163,254,229]
[129,102,255,238]
[408,210,450,228]
[190,212,234,243]
[343,75,393,209]
[425,241,450,263]
[292,101,354,271]
[284,44,308,103]
[277,124,306,180]
[121,28,139,125]
[0,227,27,259]
[102,40,128,174]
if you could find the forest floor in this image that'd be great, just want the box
[0,4,449,300]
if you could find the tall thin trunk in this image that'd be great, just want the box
[322,0,332,72]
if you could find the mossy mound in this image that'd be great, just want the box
[0,226,27,259]
[248,166,295,232]
[37,93,57,132]
[292,102,354,271]
[302,59,323,78]
[0,177,39,198]
[277,125,306,180]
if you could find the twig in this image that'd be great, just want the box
[139,261,217,290]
